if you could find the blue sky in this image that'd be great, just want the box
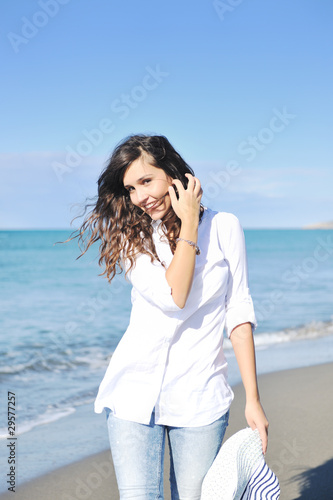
[1,0,332,228]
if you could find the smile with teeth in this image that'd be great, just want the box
[143,199,163,211]
[144,200,159,210]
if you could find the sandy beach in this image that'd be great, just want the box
[1,362,332,500]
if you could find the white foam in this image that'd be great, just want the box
[0,347,109,376]
[0,407,76,439]
[223,319,333,350]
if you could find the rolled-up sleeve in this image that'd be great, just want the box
[126,254,182,313]
[218,214,257,337]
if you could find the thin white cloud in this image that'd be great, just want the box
[0,151,105,228]
[0,153,331,229]
[201,164,330,201]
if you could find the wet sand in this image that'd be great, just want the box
[1,362,332,500]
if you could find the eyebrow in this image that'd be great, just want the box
[124,174,152,189]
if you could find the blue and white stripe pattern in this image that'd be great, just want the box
[241,460,280,499]
[201,428,280,500]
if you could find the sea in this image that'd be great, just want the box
[1,227,333,490]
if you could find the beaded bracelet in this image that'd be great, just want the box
[176,238,201,255]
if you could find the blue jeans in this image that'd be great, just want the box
[105,409,229,500]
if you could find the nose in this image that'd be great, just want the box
[134,186,149,206]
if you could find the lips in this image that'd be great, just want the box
[143,199,162,211]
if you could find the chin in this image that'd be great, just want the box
[148,203,171,221]
[149,212,165,221]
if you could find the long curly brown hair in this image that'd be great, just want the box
[70,134,204,282]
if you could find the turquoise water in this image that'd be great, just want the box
[246,229,333,333]
[0,228,333,439]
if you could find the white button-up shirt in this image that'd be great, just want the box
[94,208,257,426]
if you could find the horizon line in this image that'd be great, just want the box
[1,226,326,231]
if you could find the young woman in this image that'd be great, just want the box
[75,134,268,500]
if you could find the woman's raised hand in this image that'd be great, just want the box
[165,174,203,308]
[168,174,203,223]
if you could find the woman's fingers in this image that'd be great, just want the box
[185,173,197,190]
[194,178,202,197]
[168,183,178,205]
[186,174,202,197]
[259,425,269,455]
[168,174,202,222]
[171,178,184,195]
[245,400,269,455]
[172,174,202,196]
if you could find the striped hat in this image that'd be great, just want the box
[201,427,280,500]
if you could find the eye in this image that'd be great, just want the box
[142,179,151,185]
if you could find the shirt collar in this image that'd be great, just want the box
[151,219,162,230]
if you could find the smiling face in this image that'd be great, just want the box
[123,155,173,220]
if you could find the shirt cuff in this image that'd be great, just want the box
[224,295,257,338]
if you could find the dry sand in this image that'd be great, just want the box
[1,362,332,500]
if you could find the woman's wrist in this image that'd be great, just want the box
[176,238,200,255]
[179,219,199,242]
[246,394,261,404]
